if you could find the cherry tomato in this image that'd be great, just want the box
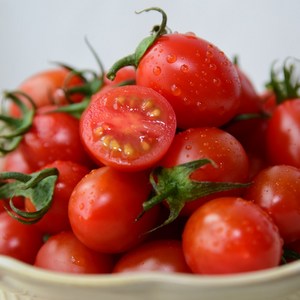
[10,68,84,117]
[136,33,241,129]
[182,197,283,274]
[113,239,191,274]
[34,231,113,274]
[68,166,160,253]
[25,160,89,234]
[0,212,43,264]
[160,127,249,215]
[244,165,300,243]
[266,99,300,168]
[234,65,262,115]
[18,107,93,170]
[80,85,177,171]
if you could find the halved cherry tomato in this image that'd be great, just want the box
[80,85,177,171]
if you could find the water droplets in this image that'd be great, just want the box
[171,84,181,96]
[153,66,161,76]
[166,54,177,63]
[180,64,189,73]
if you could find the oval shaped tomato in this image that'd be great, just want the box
[34,231,113,274]
[68,166,160,253]
[266,99,300,168]
[136,33,241,129]
[80,85,176,171]
[182,197,282,275]
[113,239,191,274]
[160,127,249,215]
[0,212,43,264]
[19,108,93,170]
[25,160,89,234]
[244,165,300,243]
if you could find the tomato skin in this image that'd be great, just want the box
[136,33,241,129]
[10,68,84,117]
[182,197,282,275]
[19,108,93,170]
[68,166,160,253]
[34,231,113,274]
[160,127,249,215]
[234,65,262,115]
[266,99,300,168]
[80,85,177,171]
[104,66,136,86]
[0,212,43,264]
[113,239,191,274]
[25,160,89,235]
[244,165,300,243]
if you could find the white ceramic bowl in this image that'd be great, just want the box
[1,255,300,300]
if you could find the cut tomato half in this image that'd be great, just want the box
[80,85,177,171]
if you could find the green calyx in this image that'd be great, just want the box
[51,37,105,118]
[266,57,300,104]
[137,158,251,231]
[106,7,169,81]
[0,168,58,224]
[0,91,35,155]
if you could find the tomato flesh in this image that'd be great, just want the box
[80,85,177,171]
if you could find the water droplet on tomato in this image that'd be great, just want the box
[185,144,192,150]
[209,64,217,70]
[153,66,161,76]
[166,54,177,63]
[171,84,181,96]
[185,31,196,37]
[213,78,221,86]
[206,50,213,58]
[180,64,189,73]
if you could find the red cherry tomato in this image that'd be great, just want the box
[160,127,249,215]
[113,239,191,274]
[244,165,300,243]
[19,108,93,170]
[136,33,241,129]
[266,99,300,168]
[0,212,43,264]
[182,197,283,274]
[34,231,113,274]
[25,160,89,234]
[80,85,177,171]
[68,166,160,253]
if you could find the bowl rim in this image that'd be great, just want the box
[1,255,300,288]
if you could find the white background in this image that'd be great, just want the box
[1,0,300,93]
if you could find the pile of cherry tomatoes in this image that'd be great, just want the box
[0,7,300,276]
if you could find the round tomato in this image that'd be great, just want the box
[34,231,113,274]
[68,166,160,253]
[182,197,282,274]
[11,68,84,117]
[113,239,191,274]
[244,165,300,243]
[25,160,89,234]
[80,85,176,171]
[266,99,300,168]
[160,127,249,215]
[18,108,93,170]
[136,33,241,129]
[0,212,43,264]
